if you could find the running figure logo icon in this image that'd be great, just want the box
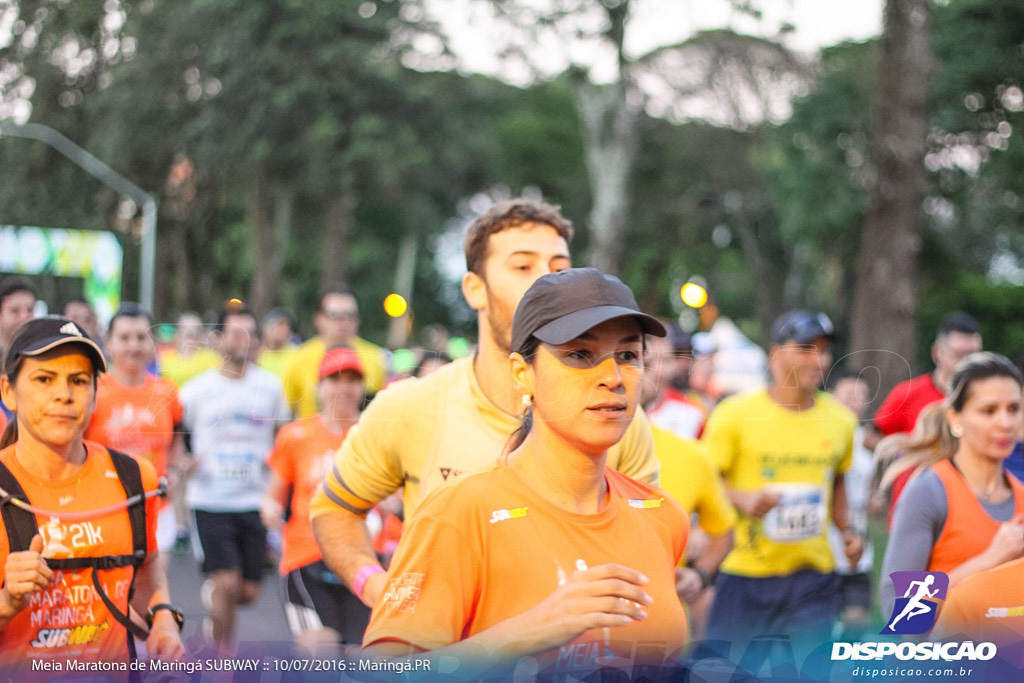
[882,571,949,634]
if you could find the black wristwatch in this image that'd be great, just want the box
[147,603,185,631]
[693,566,715,590]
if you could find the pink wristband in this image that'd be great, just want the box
[353,564,385,601]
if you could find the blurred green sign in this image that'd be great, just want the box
[0,225,123,323]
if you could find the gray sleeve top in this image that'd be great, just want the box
[878,467,1016,616]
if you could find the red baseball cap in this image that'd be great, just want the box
[318,346,363,380]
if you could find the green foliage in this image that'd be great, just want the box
[4,0,1024,357]
[919,274,1024,362]
[627,117,765,324]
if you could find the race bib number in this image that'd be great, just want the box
[211,453,261,483]
[762,485,825,542]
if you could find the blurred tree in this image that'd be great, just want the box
[757,40,877,344]
[472,0,808,275]
[0,2,133,248]
[850,0,932,408]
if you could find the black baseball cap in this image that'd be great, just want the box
[770,311,835,346]
[3,316,107,374]
[511,268,666,354]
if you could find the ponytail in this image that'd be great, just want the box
[505,405,533,456]
[0,418,15,449]
[1,353,27,450]
[503,337,541,458]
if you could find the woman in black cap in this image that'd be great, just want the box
[0,317,184,671]
[362,268,688,677]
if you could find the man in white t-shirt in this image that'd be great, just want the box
[180,306,290,656]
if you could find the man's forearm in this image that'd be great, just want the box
[831,473,851,531]
[695,530,732,574]
[311,509,380,589]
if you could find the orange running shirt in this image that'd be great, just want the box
[935,555,1024,645]
[85,373,183,478]
[266,415,347,574]
[364,465,689,674]
[0,442,159,669]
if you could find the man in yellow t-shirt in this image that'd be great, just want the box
[257,307,298,380]
[701,311,861,648]
[310,199,660,610]
[158,312,220,388]
[282,286,386,418]
[651,426,735,639]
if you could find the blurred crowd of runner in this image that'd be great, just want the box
[1,196,1022,675]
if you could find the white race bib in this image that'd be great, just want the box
[211,452,261,483]
[762,484,826,542]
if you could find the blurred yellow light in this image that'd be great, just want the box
[681,283,708,309]
[384,293,408,318]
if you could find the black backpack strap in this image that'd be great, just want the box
[103,449,150,651]
[0,461,38,553]
[107,449,148,563]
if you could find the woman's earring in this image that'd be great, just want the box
[950,424,964,438]
[522,394,533,408]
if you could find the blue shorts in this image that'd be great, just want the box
[706,569,841,645]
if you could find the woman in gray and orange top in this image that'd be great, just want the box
[0,317,184,672]
[880,352,1024,617]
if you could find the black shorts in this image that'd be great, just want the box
[191,509,267,582]
[282,561,371,645]
[839,571,872,611]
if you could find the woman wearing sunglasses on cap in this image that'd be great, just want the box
[0,317,185,672]
[362,268,688,678]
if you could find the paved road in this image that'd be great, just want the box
[164,542,296,666]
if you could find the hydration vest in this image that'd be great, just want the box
[0,449,150,655]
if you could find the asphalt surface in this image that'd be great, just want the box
[163,540,297,669]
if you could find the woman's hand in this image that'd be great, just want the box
[493,563,651,655]
[145,611,186,662]
[1,535,52,618]
[981,513,1024,567]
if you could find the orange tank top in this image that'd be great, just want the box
[928,459,1024,574]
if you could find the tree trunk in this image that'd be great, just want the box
[851,0,932,412]
[248,172,292,318]
[732,210,786,337]
[321,168,356,290]
[575,78,639,275]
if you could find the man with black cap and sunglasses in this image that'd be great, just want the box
[701,310,862,650]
